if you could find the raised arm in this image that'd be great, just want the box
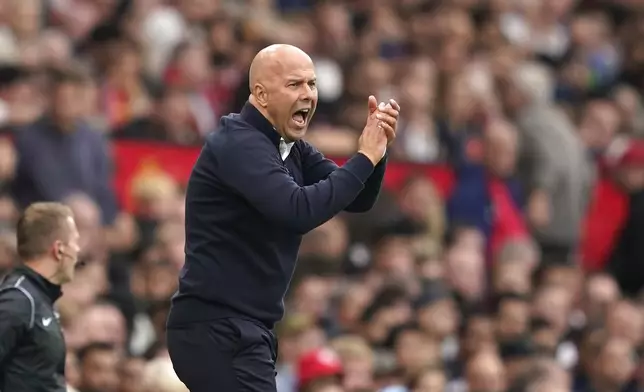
[300,141,388,212]
[216,135,374,234]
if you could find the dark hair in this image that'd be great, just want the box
[493,292,531,313]
[361,284,409,323]
[48,64,92,87]
[443,223,479,248]
[384,322,423,349]
[16,202,74,261]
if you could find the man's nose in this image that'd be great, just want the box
[300,85,315,101]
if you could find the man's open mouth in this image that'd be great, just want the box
[292,108,310,125]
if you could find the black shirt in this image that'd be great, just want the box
[168,102,387,329]
[0,265,66,392]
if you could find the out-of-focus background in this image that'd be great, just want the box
[1,0,644,391]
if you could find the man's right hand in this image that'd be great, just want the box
[358,95,390,165]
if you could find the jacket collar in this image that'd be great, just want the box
[15,265,62,303]
[240,101,282,150]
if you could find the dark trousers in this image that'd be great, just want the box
[167,318,278,392]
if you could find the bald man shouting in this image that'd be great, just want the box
[166,45,398,391]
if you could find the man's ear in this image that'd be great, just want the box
[53,241,63,261]
[254,84,269,108]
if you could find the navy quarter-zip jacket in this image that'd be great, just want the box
[168,102,387,329]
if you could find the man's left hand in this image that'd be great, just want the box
[376,99,399,146]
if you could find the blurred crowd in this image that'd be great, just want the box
[2,0,644,391]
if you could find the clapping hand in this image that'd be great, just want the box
[375,99,400,146]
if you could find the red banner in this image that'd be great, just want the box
[112,140,626,271]
[112,140,456,211]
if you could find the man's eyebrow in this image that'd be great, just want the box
[286,76,317,83]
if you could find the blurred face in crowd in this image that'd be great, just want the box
[9,0,42,39]
[312,218,349,260]
[209,16,235,62]
[399,60,435,115]
[419,258,445,281]
[177,0,219,22]
[594,338,637,390]
[526,359,572,392]
[145,261,180,301]
[299,325,327,354]
[53,81,84,126]
[579,329,605,375]
[496,298,530,342]
[411,367,446,392]
[292,276,332,319]
[446,246,485,301]
[367,300,414,342]
[65,193,103,258]
[108,43,141,83]
[532,325,560,355]
[79,347,120,392]
[395,328,440,373]
[156,221,186,271]
[462,316,496,357]
[348,60,392,102]
[157,89,192,134]
[453,228,486,253]
[445,76,474,123]
[418,297,459,339]
[579,101,621,151]
[532,285,572,335]
[493,261,532,295]
[341,355,373,391]
[605,300,644,347]
[373,237,416,279]
[176,43,211,88]
[466,351,506,392]
[277,331,304,364]
[399,177,440,223]
[134,176,181,222]
[584,273,620,324]
[39,30,73,67]
[252,46,318,142]
[541,266,582,297]
[484,120,518,178]
[571,13,610,48]
[337,285,372,332]
[613,86,641,129]
[315,1,353,44]
[505,356,534,387]
[66,304,126,350]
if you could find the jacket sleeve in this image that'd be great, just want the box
[0,289,32,363]
[299,141,387,212]
[215,135,375,234]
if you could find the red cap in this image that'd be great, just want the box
[297,348,343,388]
